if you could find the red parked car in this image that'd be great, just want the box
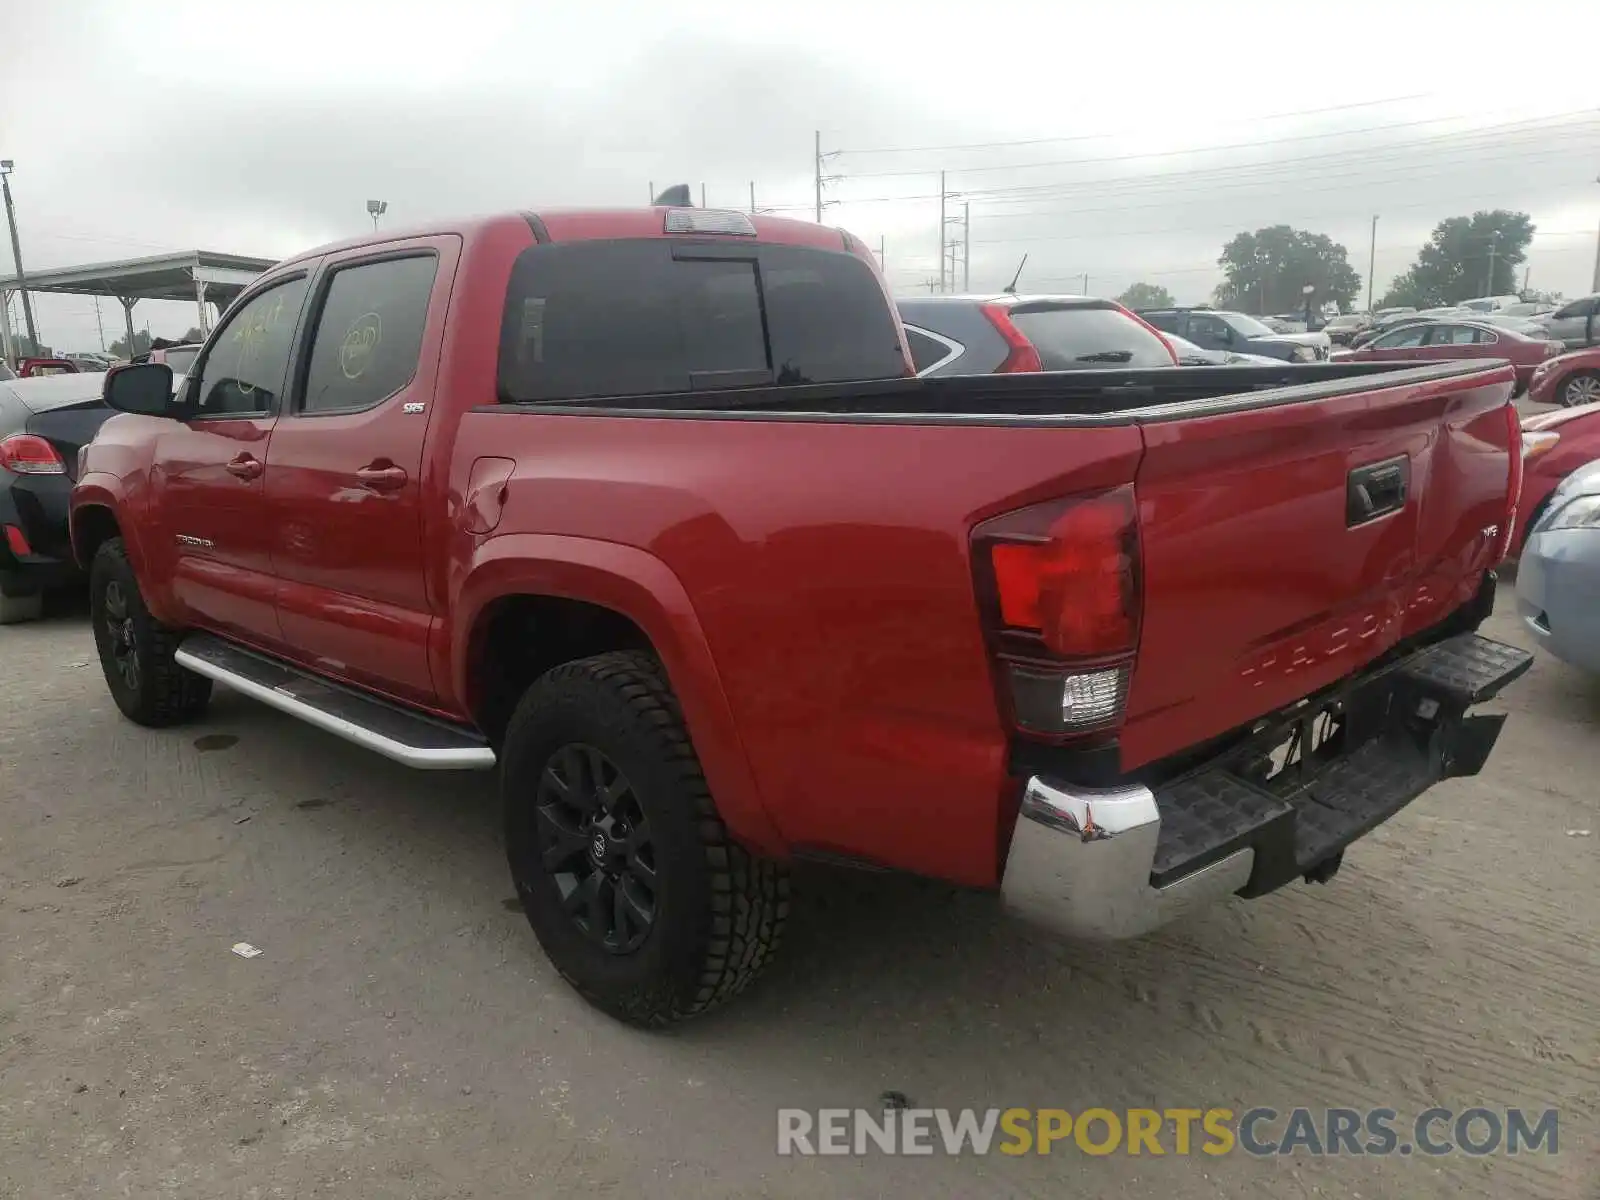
[70,203,1529,1025]
[1513,400,1600,551]
[1526,346,1600,409]
[1333,319,1563,394]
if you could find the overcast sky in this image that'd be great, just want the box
[3,0,1597,351]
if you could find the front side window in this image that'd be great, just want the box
[301,255,438,414]
[1373,326,1428,349]
[1220,312,1277,339]
[190,276,309,417]
[162,346,200,375]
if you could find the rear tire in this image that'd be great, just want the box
[90,538,212,727]
[1559,369,1600,408]
[502,651,788,1027]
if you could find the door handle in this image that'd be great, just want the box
[355,463,408,492]
[225,454,263,481]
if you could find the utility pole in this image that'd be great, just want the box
[1081,271,1089,295]
[878,235,886,274]
[649,181,655,203]
[94,297,107,352]
[700,182,706,208]
[812,131,841,225]
[938,171,946,293]
[962,201,970,292]
[0,160,40,352]
[1485,230,1501,297]
[1367,214,1378,312]
[750,182,756,214]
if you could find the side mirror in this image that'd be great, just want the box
[103,362,178,417]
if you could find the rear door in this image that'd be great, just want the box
[1120,367,1516,770]
[1414,323,1483,360]
[261,238,458,707]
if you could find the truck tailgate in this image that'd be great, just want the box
[1120,365,1516,771]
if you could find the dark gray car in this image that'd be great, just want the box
[897,294,1177,376]
[1137,307,1331,362]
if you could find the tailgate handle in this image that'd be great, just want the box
[1346,457,1409,526]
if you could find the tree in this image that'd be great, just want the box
[1379,211,1536,309]
[182,326,206,343]
[1214,225,1361,315]
[1116,282,1174,310]
[108,330,153,359]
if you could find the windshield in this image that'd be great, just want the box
[1220,312,1278,338]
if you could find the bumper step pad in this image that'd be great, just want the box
[1148,633,1529,895]
[1150,773,1289,888]
[1397,632,1532,706]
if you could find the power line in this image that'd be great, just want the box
[837,95,1433,156]
[756,123,1600,212]
[837,108,1600,180]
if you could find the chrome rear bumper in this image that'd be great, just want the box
[1000,776,1254,940]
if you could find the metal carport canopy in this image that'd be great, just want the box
[0,249,278,356]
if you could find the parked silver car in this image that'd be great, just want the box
[1534,294,1600,349]
[1516,459,1600,673]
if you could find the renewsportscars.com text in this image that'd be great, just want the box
[776,1106,1560,1157]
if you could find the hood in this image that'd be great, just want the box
[1268,330,1332,347]
[0,372,109,415]
[1553,458,1600,499]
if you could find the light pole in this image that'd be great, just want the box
[366,199,388,232]
[0,160,40,352]
[1590,173,1600,294]
[1485,230,1502,298]
[1367,214,1378,313]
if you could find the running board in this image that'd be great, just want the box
[173,633,496,771]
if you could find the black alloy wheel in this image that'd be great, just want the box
[101,578,141,692]
[536,743,657,954]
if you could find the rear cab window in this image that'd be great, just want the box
[1008,303,1176,369]
[497,240,908,402]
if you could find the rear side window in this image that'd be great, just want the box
[1141,311,1183,333]
[904,326,960,374]
[302,255,438,414]
[1008,305,1175,369]
[497,240,907,402]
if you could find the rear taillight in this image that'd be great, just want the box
[0,434,65,475]
[1494,403,1523,565]
[972,486,1142,737]
[979,303,1043,373]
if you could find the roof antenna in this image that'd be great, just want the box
[653,184,693,207]
[1003,253,1028,295]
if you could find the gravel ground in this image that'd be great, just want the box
[1,585,1596,1200]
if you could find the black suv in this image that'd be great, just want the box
[1137,307,1330,362]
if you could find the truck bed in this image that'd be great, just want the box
[491,360,1510,423]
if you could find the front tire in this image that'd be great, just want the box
[502,651,788,1027]
[1559,369,1600,408]
[90,538,211,727]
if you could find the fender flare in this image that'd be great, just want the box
[452,533,786,858]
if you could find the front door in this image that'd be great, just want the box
[262,239,458,708]
[1361,324,1430,362]
[149,273,312,644]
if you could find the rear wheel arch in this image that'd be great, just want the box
[454,537,786,857]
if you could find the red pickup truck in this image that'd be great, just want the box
[71,204,1531,1025]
